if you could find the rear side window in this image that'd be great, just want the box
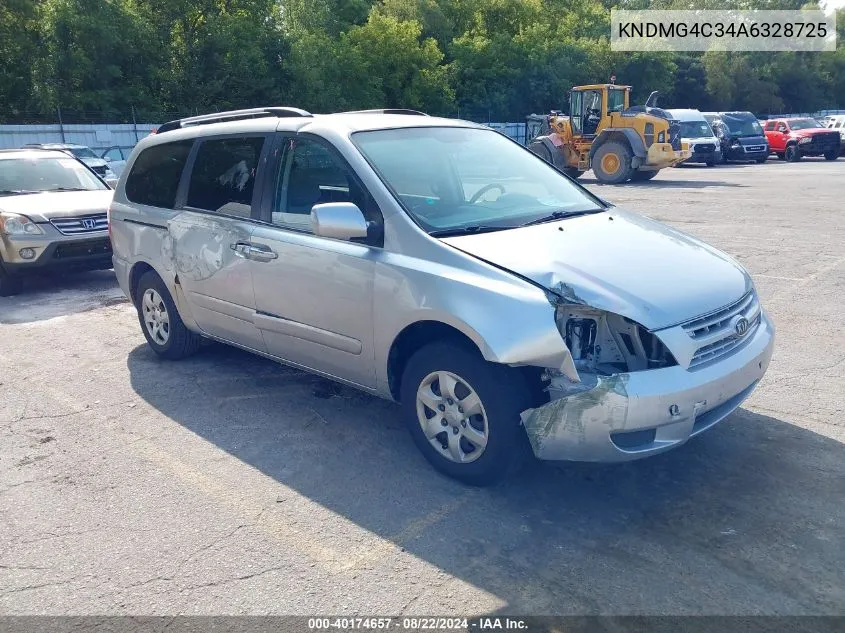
[186,136,266,217]
[125,141,192,208]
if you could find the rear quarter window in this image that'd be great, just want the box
[125,140,193,208]
[185,136,266,217]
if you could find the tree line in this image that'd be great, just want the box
[1,0,843,124]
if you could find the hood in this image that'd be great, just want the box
[441,208,751,330]
[789,128,839,138]
[0,190,113,222]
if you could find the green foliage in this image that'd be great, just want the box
[0,0,842,122]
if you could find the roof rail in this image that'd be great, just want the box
[340,109,429,117]
[156,107,313,133]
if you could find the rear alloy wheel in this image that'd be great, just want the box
[135,270,202,360]
[0,265,23,297]
[784,144,801,162]
[824,149,839,161]
[631,170,659,181]
[400,342,531,486]
[592,141,635,184]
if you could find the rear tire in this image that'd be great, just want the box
[784,144,801,162]
[630,170,659,181]
[0,266,23,297]
[400,342,532,486]
[135,271,202,360]
[824,149,838,161]
[562,167,584,180]
[592,141,635,184]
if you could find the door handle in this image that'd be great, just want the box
[230,242,278,262]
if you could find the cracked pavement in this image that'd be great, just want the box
[0,160,843,615]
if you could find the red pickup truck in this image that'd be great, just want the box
[762,118,840,162]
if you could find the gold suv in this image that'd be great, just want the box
[0,149,114,296]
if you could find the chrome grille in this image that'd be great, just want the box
[50,212,108,235]
[683,290,761,368]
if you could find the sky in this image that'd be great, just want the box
[824,0,845,12]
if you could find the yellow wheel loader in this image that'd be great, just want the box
[528,84,690,184]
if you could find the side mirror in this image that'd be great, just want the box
[311,202,369,240]
[103,156,112,162]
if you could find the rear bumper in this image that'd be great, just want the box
[521,312,775,462]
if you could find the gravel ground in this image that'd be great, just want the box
[1,159,843,616]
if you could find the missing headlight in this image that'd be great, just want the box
[565,318,597,361]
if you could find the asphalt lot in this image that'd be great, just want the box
[1,158,843,616]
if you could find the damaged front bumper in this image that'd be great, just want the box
[520,312,775,462]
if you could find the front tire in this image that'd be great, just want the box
[755,157,767,164]
[135,271,202,360]
[824,149,838,161]
[592,141,635,184]
[784,144,801,162]
[0,266,23,297]
[400,342,531,486]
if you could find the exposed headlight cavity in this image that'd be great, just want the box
[555,305,677,375]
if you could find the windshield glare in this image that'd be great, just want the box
[679,121,714,138]
[722,114,763,137]
[352,127,601,233]
[0,157,107,193]
[788,119,822,130]
[69,147,98,159]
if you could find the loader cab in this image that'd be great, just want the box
[569,85,630,137]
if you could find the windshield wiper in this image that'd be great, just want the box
[519,208,604,228]
[428,225,508,237]
[47,187,90,192]
[0,189,40,196]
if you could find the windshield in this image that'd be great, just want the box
[721,114,763,137]
[788,118,823,130]
[679,121,714,138]
[0,157,108,194]
[352,127,601,233]
[68,147,98,159]
[608,89,626,113]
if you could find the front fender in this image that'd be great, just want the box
[372,253,576,398]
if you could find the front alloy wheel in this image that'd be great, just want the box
[416,371,489,464]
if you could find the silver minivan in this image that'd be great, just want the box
[110,107,774,485]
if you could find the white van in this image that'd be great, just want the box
[667,109,722,166]
[826,115,845,151]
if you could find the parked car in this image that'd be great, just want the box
[22,143,118,187]
[762,118,840,161]
[100,146,133,176]
[666,109,721,166]
[702,112,769,163]
[0,149,114,296]
[826,115,845,153]
[110,107,774,485]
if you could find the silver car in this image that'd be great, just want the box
[110,107,774,485]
